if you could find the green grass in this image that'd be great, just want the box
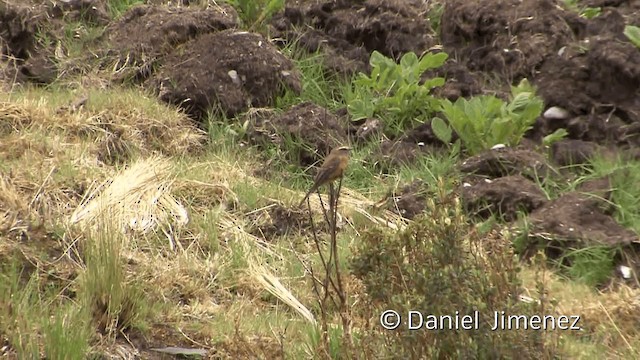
[591,156,640,234]
[0,260,93,359]
[277,45,353,111]
[106,0,146,19]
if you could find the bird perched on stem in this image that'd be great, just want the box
[299,146,351,207]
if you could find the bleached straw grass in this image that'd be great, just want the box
[69,156,188,250]
[248,262,317,325]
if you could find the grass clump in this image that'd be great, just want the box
[224,0,285,31]
[106,0,145,19]
[591,156,640,235]
[79,220,149,337]
[0,260,92,358]
[557,246,618,288]
[350,180,558,358]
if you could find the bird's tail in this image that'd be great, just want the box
[298,187,316,207]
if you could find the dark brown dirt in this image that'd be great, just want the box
[427,61,484,101]
[577,176,614,211]
[441,0,585,81]
[440,0,640,155]
[109,4,239,56]
[248,203,310,240]
[383,180,427,220]
[459,146,556,182]
[150,29,302,122]
[525,192,639,257]
[372,119,460,172]
[353,117,383,143]
[0,0,117,87]
[245,102,347,167]
[533,7,640,147]
[550,139,602,166]
[374,140,430,172]
[49,0,110,26]
[0,1,56,86]
[0,2,39,61]
[271,0,436,76]
[106,4,239,81]
[461,175,548,221]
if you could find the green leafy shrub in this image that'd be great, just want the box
[434,79,543,155]
[350,181,557,358]
[624,25,640,48]
[562,0,601,19]
[346,50,448,135]
[542,128,569,148]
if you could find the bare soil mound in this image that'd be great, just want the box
[441,0,584,81]
[271,0,436,76]
[245,102,347,167]
[461,175,548,222]
[460,147,555,182]
[383,180,428,220]
[535,9,640,147]
[440,0,640,148]
[0,1,55,85]
[106,4,239,80]
[527,192,639,253]
[150,30,302,122]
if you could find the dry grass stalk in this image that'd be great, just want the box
[69,156,188,249]
[248,262,317,325]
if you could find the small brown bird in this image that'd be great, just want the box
[299,145,351,206]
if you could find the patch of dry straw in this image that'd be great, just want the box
[69,156,188,250]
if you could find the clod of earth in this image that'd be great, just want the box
[550,139,604,167]
[402,121,460,147]
[523,192,640,272]
[461,175,548,222]
[270,0,436,76]
[383,180,428,220]
[576,176,614,211]
[49,0,110,26]
[441,0,584,80]
[354,117,383,143]
[150,29,302,122]
[534,8,640,147]
[526,192,640,257]
[375,139,430,172]
[459,146,555,182]
[107,4,239,74]
[245,101,346,167]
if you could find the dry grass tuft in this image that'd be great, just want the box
[69,156,188,250]
[0,90,206,164]
[248,261,316,325]
[0,174,30,232]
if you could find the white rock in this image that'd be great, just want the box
[543,106,570,120]
[228,70,240,85]
[619,265,632,279]
[558,46,566,56]
[491,144,506,150]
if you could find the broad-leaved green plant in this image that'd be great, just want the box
[346,50,448,135]
[432,79,544,155]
